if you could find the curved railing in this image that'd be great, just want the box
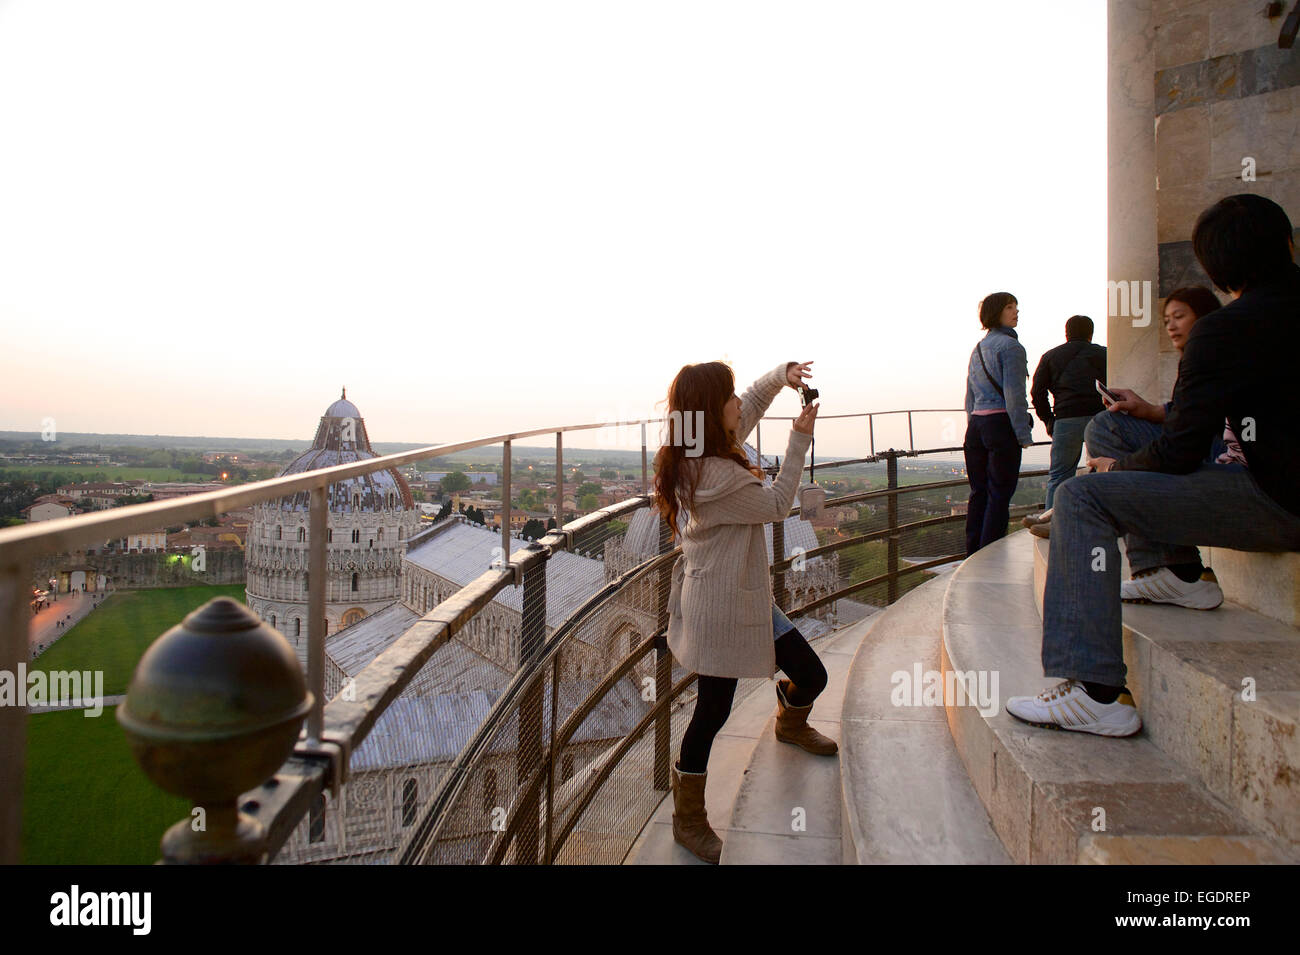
[0,405,1047,864]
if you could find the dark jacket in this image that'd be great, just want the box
[1030,340,1107,430]
[1113,262,1300,519]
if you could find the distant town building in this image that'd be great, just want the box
[22,496,83,522]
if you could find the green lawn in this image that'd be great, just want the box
[22,706,191,864]
[32,584,247,696]
[22,583,249,864]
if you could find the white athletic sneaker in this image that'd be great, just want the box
[1120,567,1223,610]
[1005,680,1142,737]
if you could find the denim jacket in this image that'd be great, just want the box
[965,327,1033,446]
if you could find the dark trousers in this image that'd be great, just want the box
[964,414,1023,556]
[677,627,828,774]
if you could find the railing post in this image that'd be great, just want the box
[641,423,648,495]
[0,557,29,864]
[868,414,875,458]
[907,411,915,454]
[516,547,546,863]
[308,486,327,742]
[502,440,511,555]
[555,432,563,528]
[545,654,558,864]
[773,519,787,612]
[886,452,899,605]
[654,516,672,793]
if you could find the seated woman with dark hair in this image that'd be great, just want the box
[1081,285,1231,607]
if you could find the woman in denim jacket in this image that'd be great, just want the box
[964,292,1034,555]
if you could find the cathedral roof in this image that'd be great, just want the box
[403,522,606,629]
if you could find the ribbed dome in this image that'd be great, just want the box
[324,398,361,419]
[272,391,413,513]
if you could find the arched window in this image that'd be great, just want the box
[352,529,360,544]
[295,618,301,637]
[297,527,305,542]
[401,778,418,827]
[309,794,326,843]
[271,614,277,630]
[352,572,359,592]
[276,526,282,540]
[327,528,333,543]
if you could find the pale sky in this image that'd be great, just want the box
[0,1,1106,461]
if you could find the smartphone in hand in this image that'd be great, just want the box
[1096,379,1120,406]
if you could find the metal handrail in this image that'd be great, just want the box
[1,402,1049,864]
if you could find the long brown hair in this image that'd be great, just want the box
[653,361,764,540]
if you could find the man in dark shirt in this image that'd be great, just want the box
[1029,315,1107,510]
[1007,194,1300,738]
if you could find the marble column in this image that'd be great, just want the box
[1108,0,1162,399]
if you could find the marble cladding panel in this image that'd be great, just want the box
[1158,239,1214,296]
[1155,104,1210,186]
[1156,44,1300,116]
[1156,1,1295,60]
[1209,86,1300,180]
[1156,50,1240,114]
[1157,180,1220,242]
[1154,14,1209,70]
[1208,4,1291,59]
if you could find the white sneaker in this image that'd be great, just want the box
[1120,567,1223,610]
[1005,680,1142,737]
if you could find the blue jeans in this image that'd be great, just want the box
[1044,413,1300,685]
[1044,416,1090,510]
[773,604,795,641]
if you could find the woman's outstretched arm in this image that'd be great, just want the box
[735,361,811,445]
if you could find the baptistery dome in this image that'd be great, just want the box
[245,390,421,663]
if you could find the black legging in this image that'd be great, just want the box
[678,626,828,774]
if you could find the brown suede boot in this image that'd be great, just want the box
[774,679,838,755]
[671,761,722,864]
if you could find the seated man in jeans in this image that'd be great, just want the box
[1007,194,1300,737]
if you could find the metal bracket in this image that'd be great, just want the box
[294,729,352,801]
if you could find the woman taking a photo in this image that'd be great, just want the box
[653,359,833,864]
[964,292,1034,555]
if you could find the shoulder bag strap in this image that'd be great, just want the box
[976,343,1005,399]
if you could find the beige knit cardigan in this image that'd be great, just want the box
[666,362,812,679]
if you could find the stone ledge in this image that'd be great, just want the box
[946,532,1293,864]
[1031,535,1300,853]
[1199,547,1300,628]
[839,573,1011,864]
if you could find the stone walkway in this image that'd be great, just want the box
[28,590,110,657]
